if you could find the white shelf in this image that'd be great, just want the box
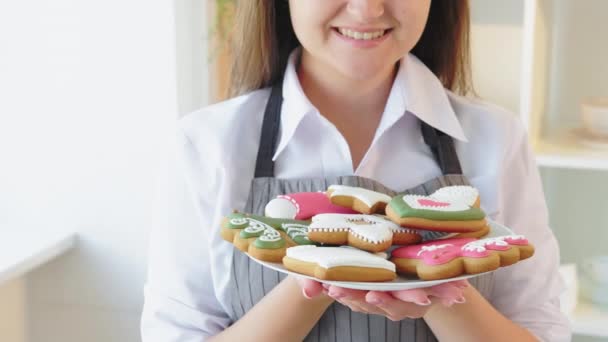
[0,231,77,285]
[570,301,608,338]
[534,131,608,171]
[520,0,608,171]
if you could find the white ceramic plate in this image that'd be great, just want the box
[248,219,515,291]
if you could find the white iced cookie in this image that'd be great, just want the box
[327,185,392,214]
[283,245,397,282]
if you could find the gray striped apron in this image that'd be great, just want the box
[226,82,494,341]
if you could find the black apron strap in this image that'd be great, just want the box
[253,81,283,178]
[253,79,463,177]
[420,120,463,175]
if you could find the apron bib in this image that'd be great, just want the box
[224,82,494,341]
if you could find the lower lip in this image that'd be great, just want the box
[332,28,391,48]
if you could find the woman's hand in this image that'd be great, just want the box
[295,277,329,299]
[296,277,468,321]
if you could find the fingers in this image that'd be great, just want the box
[340,299,386,316]
[321,280,470,320]
[426,282,468,305]
[326,285,367,301]
[388,280,469,308]
[295,277,324,299]
[365,291,430,320]
[388,288,432,306]
[325,286,385,315]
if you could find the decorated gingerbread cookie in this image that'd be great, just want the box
[220,212,314,262]
[386,194,487,232]
[390,235,535,280]
[283,245,397,282]
[389,224,424,246]
[265,192,357,220]
[326,185,392,214]
[431,185,481,208]
[307,214,420,253]
[308,214,395,253]
[450,224,490,239]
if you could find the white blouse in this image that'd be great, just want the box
[141,51,571,341]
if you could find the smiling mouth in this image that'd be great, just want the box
[335,28,391,40]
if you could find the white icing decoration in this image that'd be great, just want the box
[431,186,479,207]
[265,197,298,219]
[417,244,453,256]
[309,214,395,243]
[236,218,282,242]
[349,225,392,243]
[328,185,392,207]
[461,243,487,253]
[229,217,249,225]
[389,226,418,234]
[242,219,270,234]
[282,223,310,240]
[402,195,470,212]
[259,229,282,242]
[286,245,396,271]
[461,236,513,252]
[484,238,509,246]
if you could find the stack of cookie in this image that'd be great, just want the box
[220,185,534,282]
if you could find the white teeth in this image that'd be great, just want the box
[338,28,386,40]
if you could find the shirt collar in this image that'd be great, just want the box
[400,53,468,142]
[272,49,315,161]
[272,50,468,161]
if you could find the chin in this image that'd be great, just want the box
[333,60,396,81]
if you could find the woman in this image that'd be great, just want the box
[141,1,571,341]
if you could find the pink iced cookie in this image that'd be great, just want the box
[390,236,535,280]
[264,192,357,220]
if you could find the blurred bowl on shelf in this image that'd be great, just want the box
[570,127,608,149]
[579,256,608,309]
[581,97,608,137]
[580,276,608,309]
[581,255,608,284]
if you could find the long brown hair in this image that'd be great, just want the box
[227,0,472,98]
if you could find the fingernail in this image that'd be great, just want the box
[416,299,432,306]
[302,288,312,299]
[454,296,466,304]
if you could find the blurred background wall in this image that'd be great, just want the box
[1,1,181,341]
